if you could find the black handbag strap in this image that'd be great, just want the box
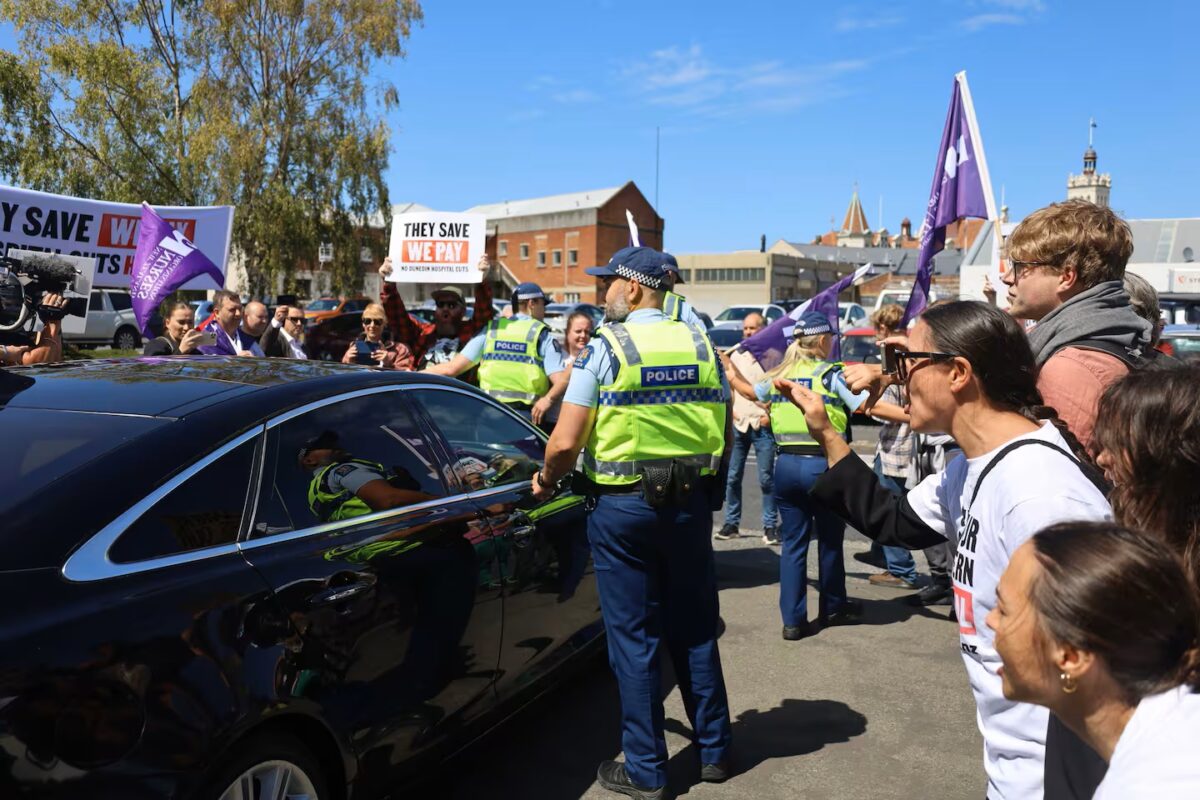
[968,439,1108,510]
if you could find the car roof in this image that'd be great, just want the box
[0,356,464,418]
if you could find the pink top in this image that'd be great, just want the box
[1036,346,1129,451]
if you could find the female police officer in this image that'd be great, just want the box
[532,246,733,799]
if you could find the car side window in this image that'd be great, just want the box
[108,437,257,563]
[410,389,543,491]
[88,291,103,312]
[107,292,132,311]
[766,307,783,321]
[252,392,446,536]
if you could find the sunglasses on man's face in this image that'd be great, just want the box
[435,300,461,310]
[286,316,305,324]
[362,318,385,326]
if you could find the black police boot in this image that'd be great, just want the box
[781,621,813,641]
[907,576,953,606]
[819,598,864,628]
[700,758,732,782]
[596,761,668,799]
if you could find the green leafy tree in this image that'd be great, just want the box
[0,0,421,296]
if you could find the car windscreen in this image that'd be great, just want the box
[0,408,167,516]
[841,334,880,363]
[307,299,338,311]
[715,307,753,322]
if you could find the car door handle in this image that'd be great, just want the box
[308,580,374,607]
[507,513,536,548]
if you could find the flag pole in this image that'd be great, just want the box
[955,71,998,222]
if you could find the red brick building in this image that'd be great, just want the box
[468,181,663,304]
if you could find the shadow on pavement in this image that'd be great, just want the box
[714,546,780,590]
[663,698,868,795]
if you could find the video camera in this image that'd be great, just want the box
[0,249,91,336]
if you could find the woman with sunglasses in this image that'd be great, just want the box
[341,302,414,370]
[725,311,902,640]
[774,301,1111,800]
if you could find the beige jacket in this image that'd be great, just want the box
[729,349,770,433]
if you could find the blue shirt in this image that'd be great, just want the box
[754,364,868,411]
[564,308,729,409]
[460,313,566,375]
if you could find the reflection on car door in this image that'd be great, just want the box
[238,389,503,790]
[409,387,601,704]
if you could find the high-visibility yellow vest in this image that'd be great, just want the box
[478,317,551,405]
[663,291,687,321]
[308,459,388,522]
[767,360,849,446]
[583,318,727,486]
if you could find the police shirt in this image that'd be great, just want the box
[564,308,730,408]
[459,313,567,375]
[321,461,388,496]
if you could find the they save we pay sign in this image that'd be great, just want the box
[387,211,486,283]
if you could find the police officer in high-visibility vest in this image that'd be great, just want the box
[659,253,709,330]
[532,246,733,799]
[725,311,878,640]
[299,430,433,523]
[426,281,566,429]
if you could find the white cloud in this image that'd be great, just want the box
[835,14,904,33]
[619,44,869,118]
[551,88,599,104]
[959,12,1025,32]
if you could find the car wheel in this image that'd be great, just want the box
[203,733,327,800]
[113,326,141,350]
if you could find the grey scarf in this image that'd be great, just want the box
[1027,281,1152,366]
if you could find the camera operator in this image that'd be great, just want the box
[0,292,67,366]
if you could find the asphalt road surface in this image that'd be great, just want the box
[438,426,984,799]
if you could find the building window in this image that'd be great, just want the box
[563,292,581,302]
[552,250,562,266]
[537,251,546,267]
[520,243,529,260]
[499,240,508,257]
[691,267,765,284]
[568,249,578,266]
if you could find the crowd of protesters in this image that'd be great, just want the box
[6,197,1200,799]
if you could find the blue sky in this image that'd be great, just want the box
[4,1,1197,252]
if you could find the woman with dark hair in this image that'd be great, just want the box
[1042,362,1200,798]
[143,302,204,355]
[989,521,1200,798]
[775,301,1111,800]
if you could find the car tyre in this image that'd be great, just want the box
[113,326,141,351]
[200,732,327,800]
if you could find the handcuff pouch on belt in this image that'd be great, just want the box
[640,460,703,509]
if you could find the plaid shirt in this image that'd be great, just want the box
[874,383,915,478]
[380,279,495,367]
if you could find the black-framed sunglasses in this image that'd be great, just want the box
[285,316,306,324]
[435,300,461,309]
[894,350,959,383]
[362,317,385,326]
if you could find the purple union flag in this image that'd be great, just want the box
[130,203,225,337]
[902,75,991,324]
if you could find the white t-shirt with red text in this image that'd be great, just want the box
[906,422,1111,800]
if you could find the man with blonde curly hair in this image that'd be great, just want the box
[1001,199,1152,449]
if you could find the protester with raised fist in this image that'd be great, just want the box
[378,254,495,379]
[774,301,1111,800]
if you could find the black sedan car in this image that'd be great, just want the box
[0,358,601,799]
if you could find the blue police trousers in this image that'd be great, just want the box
[587,490,733,789]
[774,452,848,626]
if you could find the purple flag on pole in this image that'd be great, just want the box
[740,263,875,370]
[130,203,225,337]
[902,73,992,324]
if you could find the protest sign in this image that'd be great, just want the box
[0,184,233,291]
[387,211,485,283]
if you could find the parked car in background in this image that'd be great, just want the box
[839,301,869,329]
[1157,324,1200,361]
[304,311,366,361]
[714,304,787,324]
[873,287,940,312]
[304,297,370,325]
[707,322,744,352]
[1159,293,1200,326]
[840,327,881,365]
[0,358,600,799]
[64,289,143,350]
[464,298,510,320]
[544,302,604,334]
